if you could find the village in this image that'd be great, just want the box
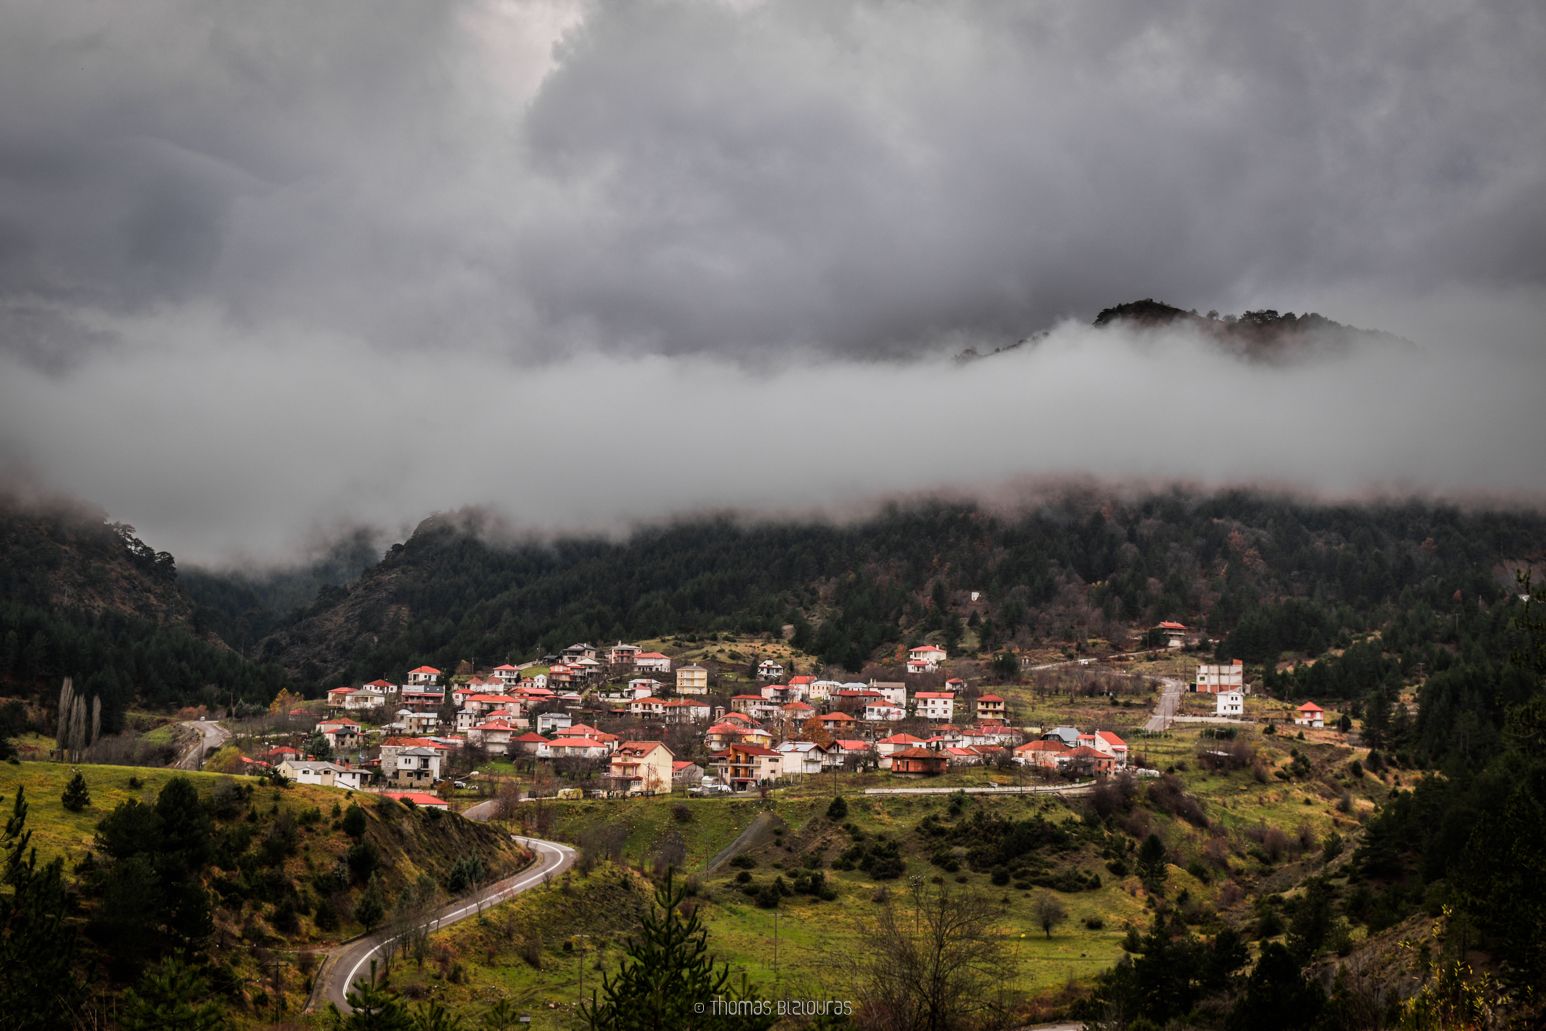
[243,629,1335,804]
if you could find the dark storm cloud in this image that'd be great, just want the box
[2,0,1542,362]
[1,0,1544,561]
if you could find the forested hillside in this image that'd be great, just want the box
[256,492,1545,690]
[0,496,291,735]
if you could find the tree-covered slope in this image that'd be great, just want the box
[256,491,1546,691]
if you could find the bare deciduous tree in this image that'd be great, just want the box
[849,881,1012,1031]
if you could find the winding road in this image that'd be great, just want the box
[173,719,231,769]
[310,800,576,1013]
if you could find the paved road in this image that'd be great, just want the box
[173,719,231,770]
[1142,677,1186,733]
[313,833,575,1012]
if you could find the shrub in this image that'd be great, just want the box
[341,803,367,839]
[1084,916,1105,930]
[826,795,848,821]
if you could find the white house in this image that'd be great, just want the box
[536,711,574,734]
[913,692,955,722]
[406,665,442,687]
[907,645,947,671]
[634,652,673,674]
[629,678,667,699]
[869,681,908,706]
[808,680,840,702]
[757,659,786,682]
[537,737,611,761]
[277,759,345,787]
[865,700,906,722]
[1216,690,1245,717]
[776,740,829,777]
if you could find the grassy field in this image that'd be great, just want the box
[0,760,242,863]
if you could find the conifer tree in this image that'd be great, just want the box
[61,769,90,812]
[0,788,80,1029]
[119,957,225,1031]
[582,871,773,1031]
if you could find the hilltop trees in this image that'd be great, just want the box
[88,777,214,963]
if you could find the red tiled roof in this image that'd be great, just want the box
[727,744,779,757]
[915,692,954,699]
[635,651,669,660]
[891,747,944,760]
[1157,621,1187,631]
[978,694,1004,702]
[1095,730,1127,747]
[1297,702,1324,712]
[514,732,548,742]
[328,686,356,695]
[835,739,869,750]
[381,791,448,807]
[408,665,441,674]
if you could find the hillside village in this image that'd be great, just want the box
[244,634,1338,802]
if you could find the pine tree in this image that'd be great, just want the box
[356,873,386,932]
[581,871,773,1031]
[329,964,411,1030]
[119,957,226,1031]
[0,787,81,1029]
[61,769,90,812]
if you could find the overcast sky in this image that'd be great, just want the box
[2,0,1543,563]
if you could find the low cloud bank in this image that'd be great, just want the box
[3,302,1542,565]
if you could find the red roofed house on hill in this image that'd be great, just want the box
[1154,621,1188,650]
[1294,702,1326,728]
[890,747,948,776]
[634,651,672,674]
[407,665,442,686]
[608,741,675,796]
[713,743,783,792]
[907,644,947,672]
[914,691,955,722]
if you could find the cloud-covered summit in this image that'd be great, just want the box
[2,1,1544,563]
[2,0,1542,364]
